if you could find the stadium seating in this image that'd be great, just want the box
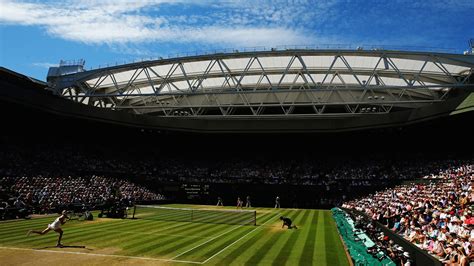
[0,175,164,219]
[342,164,473,264]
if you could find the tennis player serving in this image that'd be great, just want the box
[27,210,69,247]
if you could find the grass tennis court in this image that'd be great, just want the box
[0,204,350,265]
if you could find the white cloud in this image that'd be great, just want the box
[31,62,58,68]
[0,0,317,47]
[1,0,472,50]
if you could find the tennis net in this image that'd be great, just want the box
[132,205,256,225]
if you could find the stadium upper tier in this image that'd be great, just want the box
[47,49,473,119]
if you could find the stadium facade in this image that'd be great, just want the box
[44,48,474,133]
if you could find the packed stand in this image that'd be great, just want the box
[342,164,474,265]
[353,212,414,265]
[0,175,164,220]
[1,139,473,210]
[1,140,470,188]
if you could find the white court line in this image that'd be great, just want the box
[171,218,255,260]
[201,213,280,264]
[0,246,202,264]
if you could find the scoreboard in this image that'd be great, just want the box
[181,183,210,199]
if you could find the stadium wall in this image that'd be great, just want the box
[166,183,396,209]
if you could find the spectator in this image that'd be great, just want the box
[343,164,474,264]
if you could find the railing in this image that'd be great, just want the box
[85,44,464,71]
[60,59,85,67]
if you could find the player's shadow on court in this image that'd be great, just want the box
[35,245,92,250]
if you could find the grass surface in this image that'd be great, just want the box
[0,204,349,265]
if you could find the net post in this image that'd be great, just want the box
[254,211,257,226]
[132,205,137,219]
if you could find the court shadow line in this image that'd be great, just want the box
[34,245,93,251]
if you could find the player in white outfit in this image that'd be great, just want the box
[28,210,69,247]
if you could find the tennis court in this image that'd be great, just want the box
[0,204,349,265]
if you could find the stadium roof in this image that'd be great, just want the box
[48,49,473,119]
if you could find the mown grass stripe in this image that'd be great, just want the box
[119,221,219,251]
[176,226,253,261]
[243,210,293,265]
[314,211,327,264]
[202,212,277,264]
[244,230,281,265]
[6,224,132,247]
[186,211,279,260]
[120,232,192,256]
[67,219,192,246]
[0,208,271,246]
[0,219,60,234]
[156,224,250,258]
[1,218,153,244]
[254,211,274,223]
[324,211,340,266]
[0,220,86,239]
[111,223,200,253]
[0,221,121,244]
[0,246,202,265]
[201,227,253,258]
[140,210,224,224]
[214,229,265,265]
[273,209,310,266]
[0,218,146,244]
[257,209,306,264]
[57,220,206,254]
[116,212,262,254]
[135,206,256,226]
[299,210,319,265]
[126,223,232,256]
[3,218,171,247]
[0,205,351,265]
[326,211,350,266]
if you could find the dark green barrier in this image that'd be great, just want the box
[332,208,395,266]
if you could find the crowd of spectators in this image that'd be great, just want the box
[1,140,471,187]
[0,175,164,219]
[342,164,474,265]
[351,212,414,265]
[1,137,473,212]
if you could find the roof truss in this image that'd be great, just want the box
[51,50,474,117]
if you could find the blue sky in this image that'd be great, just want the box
[1,0,473,81]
